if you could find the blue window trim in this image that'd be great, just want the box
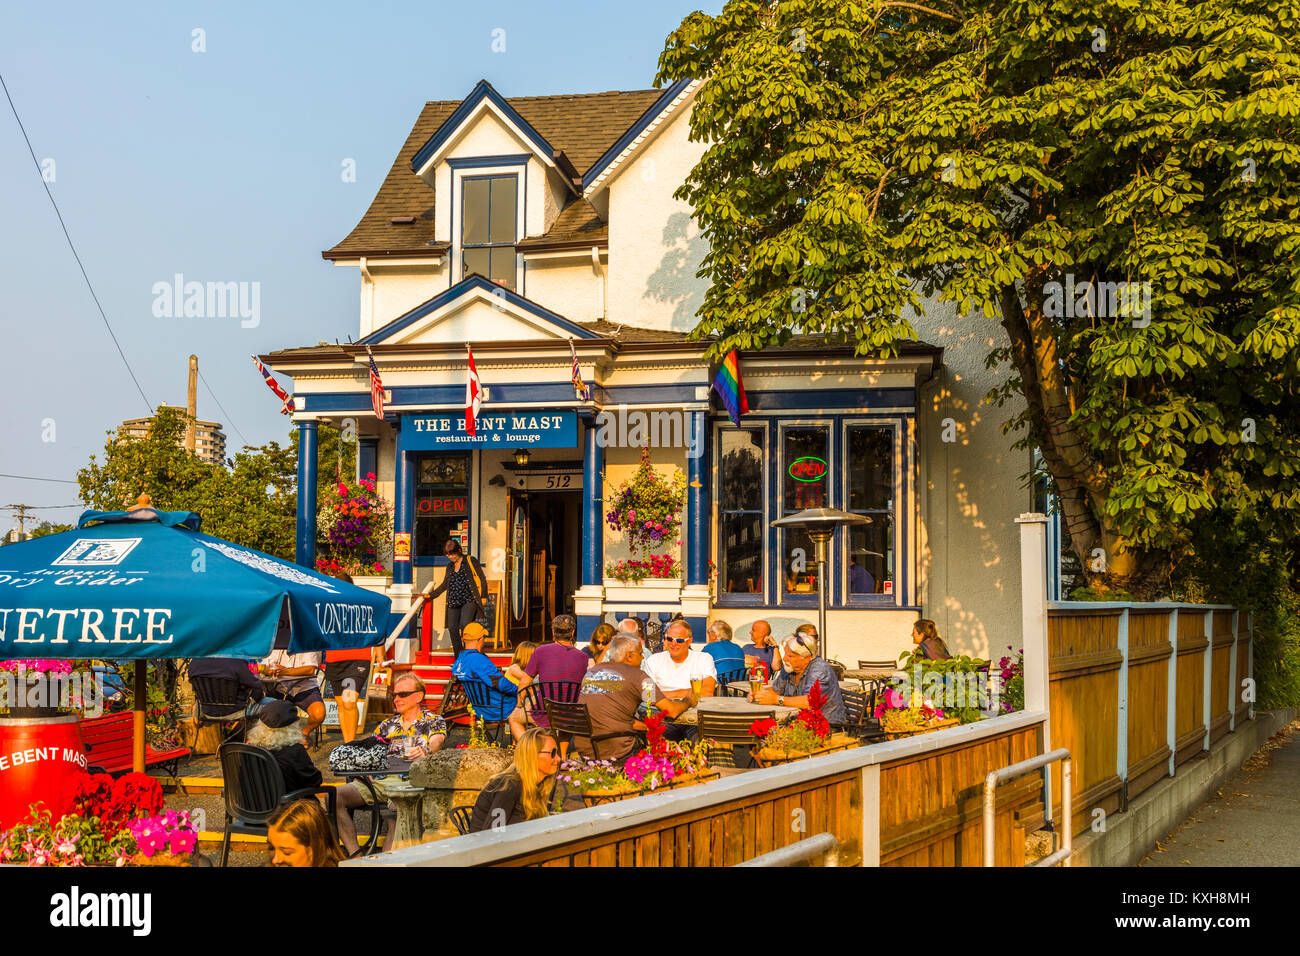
[582,78,694,190]
[412,451,472,566]
[460,172,519,289]
[447,154,530,169]
[712,412,915,611]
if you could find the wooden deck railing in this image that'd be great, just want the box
[345,710,1047,868]
[1046,602,1253,835]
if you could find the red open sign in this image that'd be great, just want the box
[417,497,467,515]
[788,456,828,481]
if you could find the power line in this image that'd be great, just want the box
[0,473,78,484]
[197,368,248,447]
[0,70,152,415]
[0,503,82,510]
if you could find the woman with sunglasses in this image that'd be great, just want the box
[334,673,447,856]
[585,622,617,669]
[468,727,561,832]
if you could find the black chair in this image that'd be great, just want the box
[839,689,869,737]
[438,677,471,721]
[458,679,513,744]
[522,679,583,716]
[542,699,639,761]
[191,676,256,749]
[715,666,747,697]
[698,709,773,769]
[217,743,338,867]
[449,805,474,836]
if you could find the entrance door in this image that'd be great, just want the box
[506,489,530,646]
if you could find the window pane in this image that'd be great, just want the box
[463,247,490,280]
[416,455,471,561]
[783,428,828,511]
[719,513,763,595]
[719,428,763,512]
[418,455,469,488]
[462,178,490,245]
[490,247,517,288]
[848,428,893,511]
[489,176,517,243]
[781,529,821,595]
[847,516,892,596]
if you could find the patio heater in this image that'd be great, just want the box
[771,508,870,666]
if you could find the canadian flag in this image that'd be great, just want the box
[465,345,482,436]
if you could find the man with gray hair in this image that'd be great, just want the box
[576,633,694,763]
[616,616,645,643]
[753,629,846,725]
[703,619,745,676]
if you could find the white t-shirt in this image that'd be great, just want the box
[642,649,717,693]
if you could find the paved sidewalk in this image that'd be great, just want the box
[1142,719,1300,866]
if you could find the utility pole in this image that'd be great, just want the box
[4,504,32,540]
[185,354,198,455]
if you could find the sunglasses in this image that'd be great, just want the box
[594,640,610,647]
[664,637,690,645]
[393,689,422,699]
[539,749,560,758]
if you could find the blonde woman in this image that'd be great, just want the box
[504,641,539,740]
[911,619,952,660]
[468,727,560,831]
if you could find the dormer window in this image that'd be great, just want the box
[461,174,517,289]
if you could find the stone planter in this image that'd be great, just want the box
[880,717,961,741]
[751,732,861,767]
[408,748,514,834]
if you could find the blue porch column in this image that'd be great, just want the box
[295,421,318,569]
[581,417,604,587]
[392,418,414,587]
[687,410,710,587]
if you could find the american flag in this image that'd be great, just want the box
[252,355,294,415]
[465,345,482,436]
[570,339,590,402]
[367,348,385,420]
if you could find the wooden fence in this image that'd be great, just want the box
[346,710,1047,868]
[1046,602,1253,835]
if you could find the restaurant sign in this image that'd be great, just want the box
[789,456,828,482]
[401,412,578,450]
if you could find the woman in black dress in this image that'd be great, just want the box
[428,538,489,657]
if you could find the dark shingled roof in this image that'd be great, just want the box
[325,88,665,260]
[517,200,607,251]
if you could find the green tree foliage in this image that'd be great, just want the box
[27,521,73,538]
[658,0,1300,594]
[77,406,355,559]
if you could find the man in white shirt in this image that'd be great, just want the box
[642,620,717,699]
[261,648,325,744]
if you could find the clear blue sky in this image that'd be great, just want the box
[0,0,719,526]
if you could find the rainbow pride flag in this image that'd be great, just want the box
[712,349,750,425]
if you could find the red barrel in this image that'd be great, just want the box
[0,715,88,832]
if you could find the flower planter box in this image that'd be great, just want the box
[602,578,682,604]
[751,733,861,768]
[579,787,646,808]
[879,717,961,741]
[658,768,720,791]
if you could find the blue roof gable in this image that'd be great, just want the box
[410,79,555,174]
[581,78,694,191]
[356,274,600,346]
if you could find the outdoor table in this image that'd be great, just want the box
[842,668,903,694]
[383,781,427,851]
[333,757,412,856]
[677,696,799,725]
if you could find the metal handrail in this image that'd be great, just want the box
[735,833,839,867]
[384,579,437,652]
[983,748,1072,867]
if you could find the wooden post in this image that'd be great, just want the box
[1202,610,1213,752]
[133,661,147,773]
[1166,608,1179,777]
[1116,608,1129,802]
[1227,611,1239,733]
[185,354,198,455]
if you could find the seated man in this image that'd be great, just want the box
[508,613,588,738]
[189,656,262,702]
[576,635,694,764]
[702,620,746,681]
[641,620,716,741]
[451,622,522,726]
[741,619,781,680]
[260,647,326,744]
[753,632,847,726]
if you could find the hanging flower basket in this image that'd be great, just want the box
[605,448,686,554]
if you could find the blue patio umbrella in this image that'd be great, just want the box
[0,504,393,770]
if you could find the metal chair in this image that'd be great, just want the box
[542,698,640,761]
[438,677,471,721]
[715,666,747,697]
[698,709,773,769]
[839,689,870,737]
[449,805,474,835]
[522,679,583,724]
[191,676,256,749]
[457,678,513,744]
[217,743,337,867]
[856,660,898,713]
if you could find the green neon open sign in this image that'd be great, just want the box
[788,456,828,482]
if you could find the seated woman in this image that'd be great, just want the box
[911,619,952,660]
[504,640,539,741]
[468,727,560,832]
[247,700,322,793]
[334,672,447,857]
[585,623,617,668]
[267,799,343,867]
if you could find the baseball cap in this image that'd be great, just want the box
[259,699,303,728]
[462,622,489,642]
[552,614,576,635]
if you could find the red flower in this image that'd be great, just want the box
[749,718,777,738]
[643,712,667,751]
